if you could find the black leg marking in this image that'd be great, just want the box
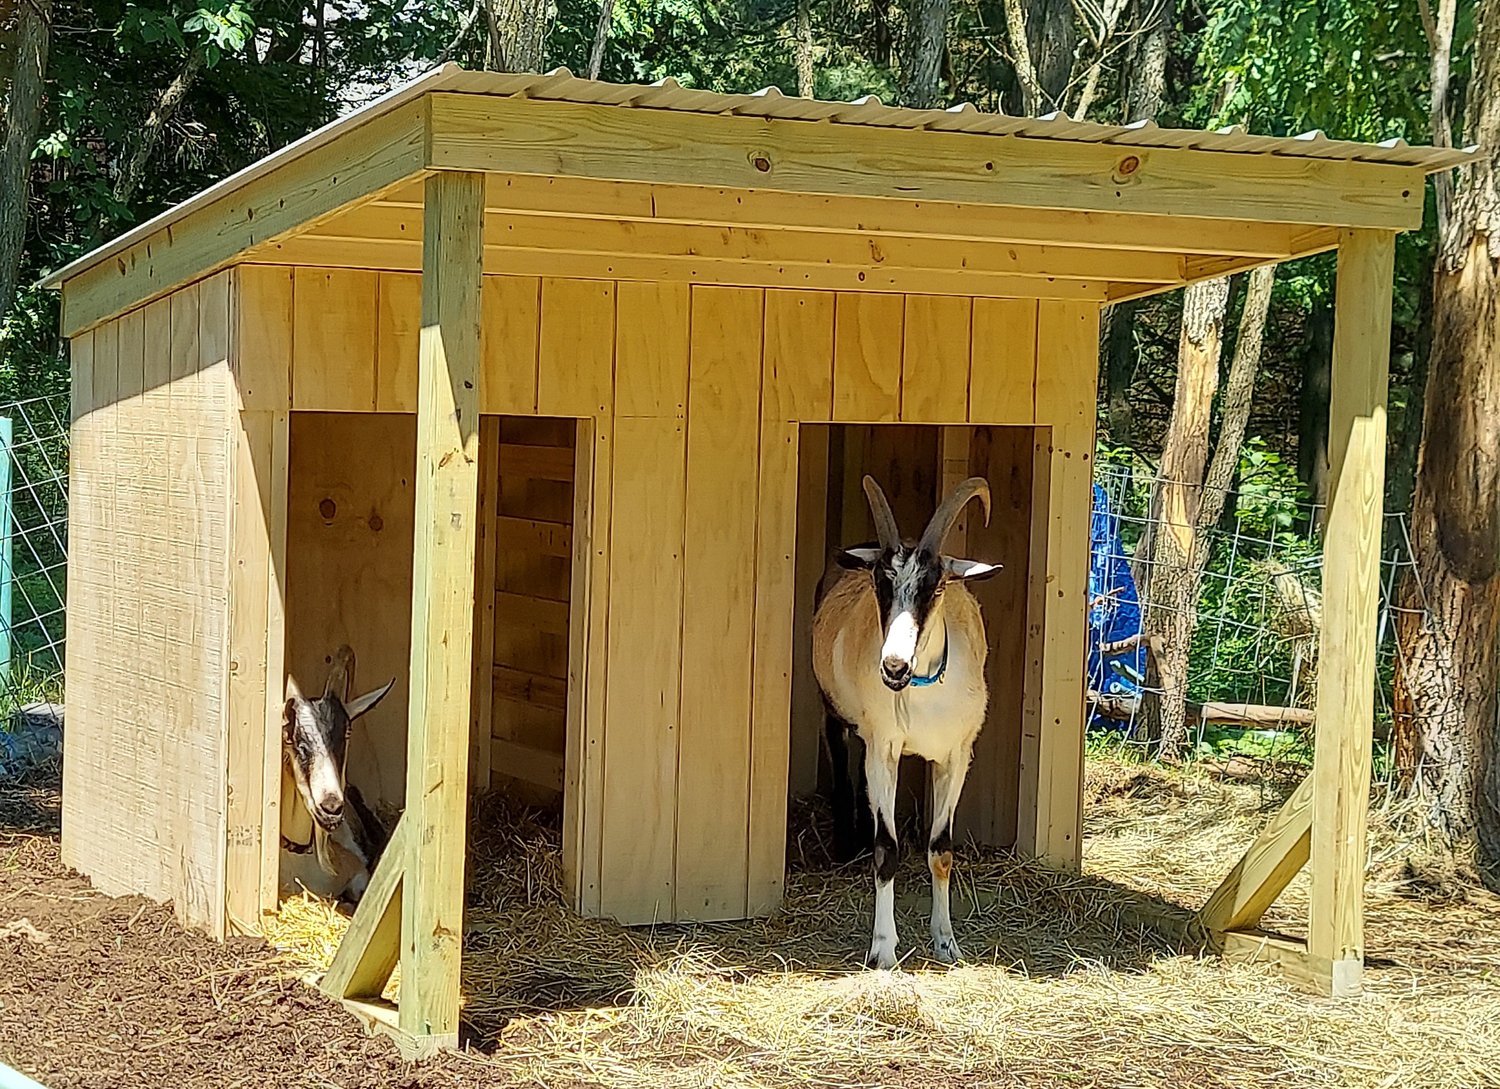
[873,818,900,883]
[928,826,952,858]
[825,711,867,864]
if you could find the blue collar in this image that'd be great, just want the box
[908,628,949,687]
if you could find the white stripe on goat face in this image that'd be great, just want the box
[293,701,346,824]
[879,551,932,683]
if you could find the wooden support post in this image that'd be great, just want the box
[1019,302,1097,869]
[1306,229,1395,998]
[319,173,484,1057]
[398,170,485,1048]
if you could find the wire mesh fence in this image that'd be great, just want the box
[1088,456,1439,778]
[0,394,69,718]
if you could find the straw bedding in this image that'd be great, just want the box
[264,758,1500,1088]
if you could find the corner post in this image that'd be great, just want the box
[1308,228,1395,997]
[1020,301,1098,870]
[400,170,485,1047]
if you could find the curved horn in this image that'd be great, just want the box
[919,477,991,554]
[862,475,901,551]
[324,645,356,701]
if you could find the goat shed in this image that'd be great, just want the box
[44,64,1470,1055]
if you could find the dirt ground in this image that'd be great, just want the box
[3,759,1499,1089]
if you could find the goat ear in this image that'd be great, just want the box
[281,698,299,741]
[945,557,1002,581]
[836,546,882,570]
[344,677,396,721]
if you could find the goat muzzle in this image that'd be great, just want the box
[312,797,345,831]
[881,657,913,690]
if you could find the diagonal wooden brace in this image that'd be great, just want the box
[1198,773,1313,935]
[320,816,407,1001]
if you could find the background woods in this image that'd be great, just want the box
[0,0,1495,880]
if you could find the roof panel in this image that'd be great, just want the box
[43,62,1478,290]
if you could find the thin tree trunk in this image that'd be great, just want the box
[1138,276,1231,760]
[586,0,613,79]
[1103,300,1138,445]
[1297,299,1333,518]
[0,0,52,324]
[112,45,207,211]
[794,0,814,97]
[1399,0,1500,881]
[1198,265,1274,532]
[871,0,893,66]
[433,0,485,66]
[1070,0,1128,121]
[1002,0,1043,115]
[901,0,950,107]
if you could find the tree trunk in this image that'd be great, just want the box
[586,0,614,80]
[1024,0,1075,109]
[1098,0,1173,459]
[1387,268,1434,518]
[901,0,950,107]
[1103,299,1138,445]
[112,45,207,211]
[872,0,893,67]
[1002,0,1043,115]
[1123,0,1174,123]
[1199,265,1274,532]
[1138,276,1231,760]
[0,0,51,325]
[794,0,814,97]
[1398,0,1500,882]
[1297,298,1333,519]
[1400,240,1500,874]
[485,0,550,73]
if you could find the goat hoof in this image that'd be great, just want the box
[866,941,898,970]
[932,934,963,964]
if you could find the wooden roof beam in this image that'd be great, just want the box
[426,93,1426,232]
[307,202,1186,285]
[249,234,1111,300]
[374,175,1307,260]
[60,102,427,337]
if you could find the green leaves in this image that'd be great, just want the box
[1194,0,1435,141]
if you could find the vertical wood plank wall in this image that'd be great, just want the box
[79,264,1094,929]
[489,417,576,795]
[63,272,236,937]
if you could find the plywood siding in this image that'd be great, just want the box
[61,272,236,936]
[68,258,1089,934]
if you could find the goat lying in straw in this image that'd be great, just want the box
[813,476,1000,968]
[280,645,395,903]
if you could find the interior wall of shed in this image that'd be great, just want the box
[278,410,580,900]
[788,423,1033,850]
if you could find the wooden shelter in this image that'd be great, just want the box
[44,64,1470,1055]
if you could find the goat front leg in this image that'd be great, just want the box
[864,737,902,969]
[928,749,972,963]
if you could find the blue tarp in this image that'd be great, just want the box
[1087,484,1146,728]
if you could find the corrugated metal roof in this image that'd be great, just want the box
[43,63,1478,289]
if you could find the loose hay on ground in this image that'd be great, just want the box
[263,759,1500,1089]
